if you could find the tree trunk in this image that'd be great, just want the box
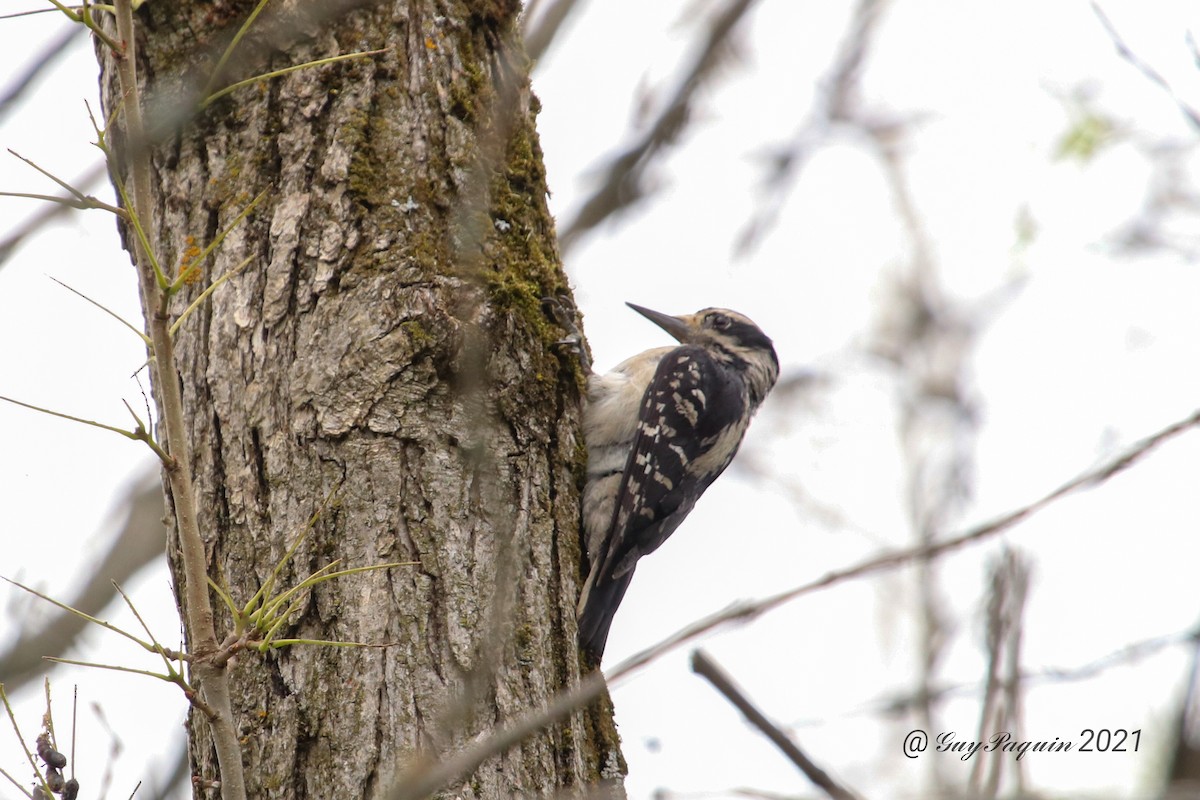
[97,1,625,796]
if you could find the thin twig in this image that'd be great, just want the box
[0,394,142,441]
[871,623,1200,718]
[691,650,863,800]
[0,684,49,794]
[41,658,178,684]
[167,189,267,290]
[70,686,77,781]
[200,49,386,108]
[1090,1,1200,131]
[0,763,34,799]
[112,581,183,674]
[557,0,759,254]
[8,148,93,203]
[0,161,109,269]
[49,276,150,344]
[0,577,163,655]
[0,190,113,211]
[201,0,272,98]
[735,0,888,255]
[1,148,123,214]
[169,255,253,336]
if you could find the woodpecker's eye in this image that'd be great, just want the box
[709,313,731,330]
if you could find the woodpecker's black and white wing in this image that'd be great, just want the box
[577,345,749,657]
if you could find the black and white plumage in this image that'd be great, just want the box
[577,303,779,659]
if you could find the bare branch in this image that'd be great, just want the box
[1090,1,1200,132]
[871,622,1199,720]
[0,475,164,692]
[0,393,144,441]
[557,0,759,254]
[522,0,585,64]
[726,406,1200,633]
[969,549,1031,797]
[691,650,863,800]
[386,671,611,800]
[735,0,889,255]
[0,162,108,269]
[49,275,149,343]
[0,24,82,124]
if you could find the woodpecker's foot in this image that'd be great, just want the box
[542,295,592,374]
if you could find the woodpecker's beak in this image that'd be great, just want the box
[626,302,693,344]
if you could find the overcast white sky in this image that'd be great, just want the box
[4,1,1200,798]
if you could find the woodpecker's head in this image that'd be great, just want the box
[626,302,780,406]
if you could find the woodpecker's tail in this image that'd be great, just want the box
[577,570,634,661]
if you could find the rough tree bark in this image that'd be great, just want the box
[97,1,625,796]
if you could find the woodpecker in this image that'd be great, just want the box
[577,302,779,659]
